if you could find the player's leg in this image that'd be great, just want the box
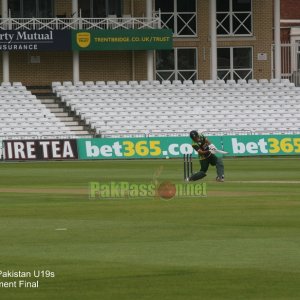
[216,158,224,180]
[209,155,224,182]
[188,159,209,181]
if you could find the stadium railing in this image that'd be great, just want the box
[0,16,161,30]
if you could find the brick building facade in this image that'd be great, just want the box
[0,0,274,86]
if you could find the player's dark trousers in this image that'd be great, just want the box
[189,154,224,181]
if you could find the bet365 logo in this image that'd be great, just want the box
[76,32,91,48]
[232,137,300,155]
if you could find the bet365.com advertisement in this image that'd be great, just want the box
[77,135,300,160]
[77,137,222,160]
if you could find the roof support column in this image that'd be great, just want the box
[146,0,154,81]
[2,0,9,83]
[274,0,281,79]
[210,0,217,81]
[72,0,80,83]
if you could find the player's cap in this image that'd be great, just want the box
[189,130,199,139]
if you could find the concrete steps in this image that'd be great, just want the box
[65,125,85,131]
[40,99,56,104]
[54,112,69,117]
[68,130,91,135]
[30,87,93,137]
[43,103,60,109]
[63,121,80,126]
[49,107,65,113]
[58,116,76,122]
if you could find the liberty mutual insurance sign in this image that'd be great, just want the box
[0,30,71,51]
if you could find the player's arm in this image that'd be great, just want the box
[192,144,210,155]
[206,138,217,151]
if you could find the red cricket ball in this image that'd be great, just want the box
[157,181,177,200]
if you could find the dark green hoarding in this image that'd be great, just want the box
[0,30,71,51]
[72,29,173,51]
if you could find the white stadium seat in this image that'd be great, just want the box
[95,81,105,86]
[63,81,73,87]
[216,80,225,85]
[194,80,204,85]
[74,81,83,87]
[248,79,258,84]
[226,80,236,85]
[162,80,171,86]
[237,79,247,85]
[183,80,193,85]
[270,78,280,84]
[205,80,215,85]
[107,81,117,86]
[85,81,94,86]
[259,79,269,84]
[172,80,182,85]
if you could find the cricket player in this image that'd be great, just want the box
[188,130,225,182]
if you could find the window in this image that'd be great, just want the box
[288,28,300,75]
[9,0,21,17]
[217,0,252,36]
[217,47,253,80]
[155,0,197,36]
[156,48,197,81]
[9,0,54,18]
[79,0,122,18]
[23,0,36,17]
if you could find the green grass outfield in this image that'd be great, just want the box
[0,157,300,300]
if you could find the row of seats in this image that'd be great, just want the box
[52,78,293,88]
[63,98,300,105]
[57,89,299,97]
[53,79,300,136]
[54,82,298,100]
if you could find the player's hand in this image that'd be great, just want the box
[208,144,217,154]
